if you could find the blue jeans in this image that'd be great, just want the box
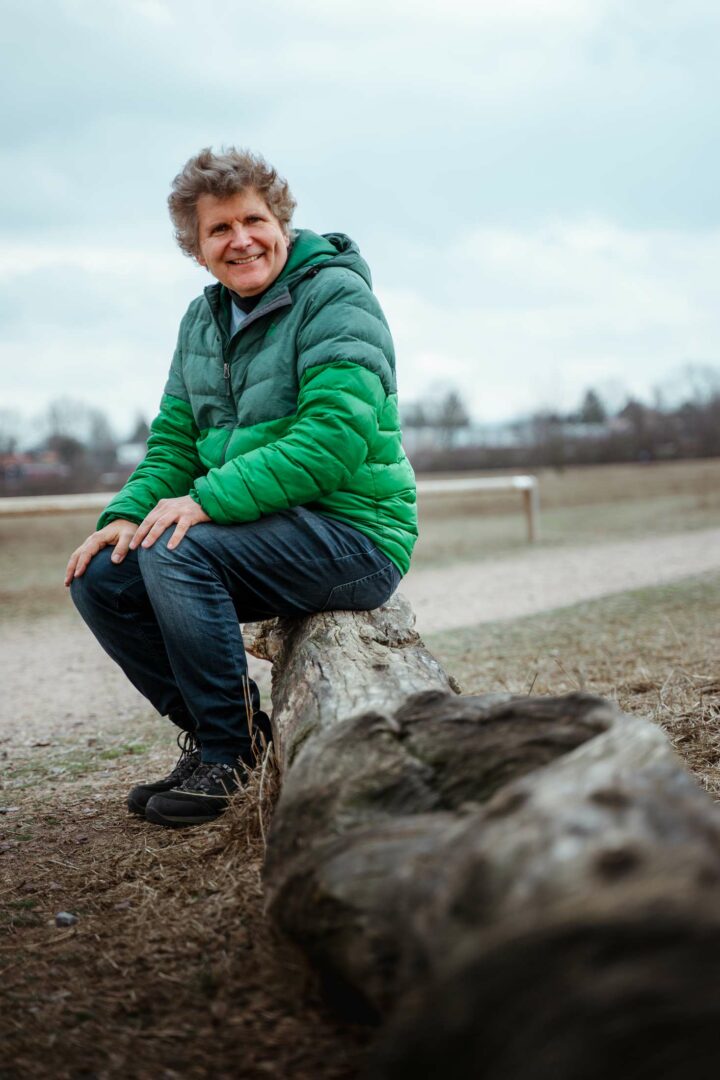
[70,507,401,765]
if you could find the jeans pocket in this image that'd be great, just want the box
[323,562,401,612]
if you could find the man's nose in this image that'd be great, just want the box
[229,223,252,247]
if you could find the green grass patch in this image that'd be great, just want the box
[6,716,167,792]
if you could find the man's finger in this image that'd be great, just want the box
[73,537,103,578]
[74,546,96,578]
[166,520,189,551]
[140,516,173,550]
[111,532,132,564]
[64,551,80,586]
[130,517,155,549]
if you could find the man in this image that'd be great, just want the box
[67,148,417,827]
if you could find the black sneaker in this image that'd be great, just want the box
[144,761,248,827]
[127,732,201,816]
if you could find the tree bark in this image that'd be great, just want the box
[246,594,720,1079]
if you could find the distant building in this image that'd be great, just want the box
[116,441,147,468]
[0,450,71,489]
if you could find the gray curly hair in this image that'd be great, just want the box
[168,147,297,259]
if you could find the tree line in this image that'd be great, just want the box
[3,365,720,495]
[403,366,720,472]
[0,399,150,496]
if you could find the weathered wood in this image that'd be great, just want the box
[244,591,456,772]
[247,594,720,1078]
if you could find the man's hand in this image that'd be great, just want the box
[64,519,138,585]
[129,495,211,553]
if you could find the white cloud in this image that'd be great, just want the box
[130,0,174,24]
[288,0,605,31]
[0,244,182,279]
[381,220,720,419]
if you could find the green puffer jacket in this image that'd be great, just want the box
[98,230,417,574]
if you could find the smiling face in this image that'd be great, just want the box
[195,188,290,295]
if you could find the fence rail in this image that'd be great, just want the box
[0,475,540,541]
[416,475,539,541]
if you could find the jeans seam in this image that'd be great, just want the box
[201,574,250,753]
[322,561,397,610]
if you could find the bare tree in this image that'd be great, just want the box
[401,402,428,429]
[45,397,92,441]
[0,409,23,454]
[435,390,471,447]
[682,363,720,405]
[87,409,117,470]
[43,397,118,483]
[578,388,607,424]
[128,413,151,444]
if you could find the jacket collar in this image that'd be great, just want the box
[202,229,369,338]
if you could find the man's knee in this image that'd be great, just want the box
[69,547,121,612]
[138,526,212,583]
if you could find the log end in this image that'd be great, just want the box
[371,895,720,1080]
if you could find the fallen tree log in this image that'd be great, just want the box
[246,593,720,1079]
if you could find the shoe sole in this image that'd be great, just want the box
[144,803,226,828]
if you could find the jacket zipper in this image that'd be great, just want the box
[206,275,318,463]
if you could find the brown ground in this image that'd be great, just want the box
[0,614,371,1080]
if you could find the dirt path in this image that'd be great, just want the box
[404,526,720,634]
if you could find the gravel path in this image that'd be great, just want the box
[403,526,720,635]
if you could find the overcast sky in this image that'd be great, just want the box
[2,0,719,440]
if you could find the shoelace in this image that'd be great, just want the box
[167,730,200,782]
[178,762,235,794]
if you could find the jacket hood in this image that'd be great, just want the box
[279,229,372,290]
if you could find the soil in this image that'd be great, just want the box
[2,525,719,1078]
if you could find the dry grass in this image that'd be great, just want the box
[0,512,98,620]
[1,748,371,1080]
[426,571,720,797]
[415,459,720,567]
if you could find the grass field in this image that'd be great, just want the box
[415,457,720,565]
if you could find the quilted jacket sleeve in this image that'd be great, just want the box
[191,360,384,523]
[97,336,204,529]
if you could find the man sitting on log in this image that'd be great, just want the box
[64,147,417,828]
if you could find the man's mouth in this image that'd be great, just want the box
[227,253,263,266]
